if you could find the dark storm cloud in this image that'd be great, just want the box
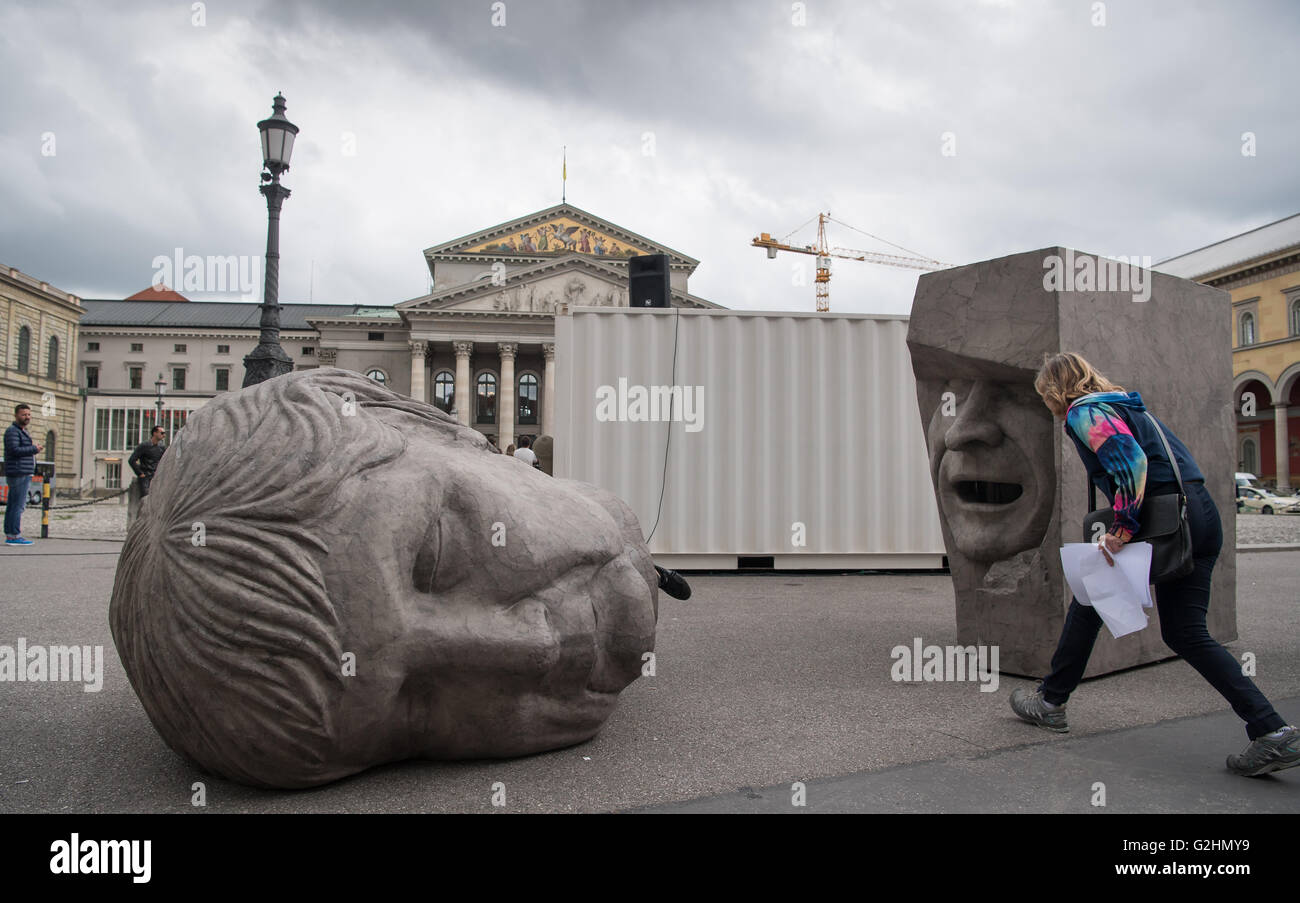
[1,0,1297,313]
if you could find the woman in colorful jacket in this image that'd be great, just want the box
[1010,352,1297,777]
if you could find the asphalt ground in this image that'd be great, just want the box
[1,541,1297,813]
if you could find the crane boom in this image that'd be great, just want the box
[751,212,949,311]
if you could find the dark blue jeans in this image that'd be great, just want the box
[5,473,31,537]
[1040,481,1286,740]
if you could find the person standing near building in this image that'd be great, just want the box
[513,435,538,467]
[129,426,167,496]
[4,403,43,545]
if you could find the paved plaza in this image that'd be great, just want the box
[2,533,1297,813]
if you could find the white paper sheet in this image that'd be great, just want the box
[1060,542,1155,639]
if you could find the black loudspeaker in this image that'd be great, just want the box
[628,253,671,308]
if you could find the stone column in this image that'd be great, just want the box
[317,348,338,368]
[498,342,517,451]
[542,342,556,437]
[453,342,473,427]
[408,340,427,403]
[1275,402,1292,493]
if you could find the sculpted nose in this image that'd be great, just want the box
[943,381,1004,449]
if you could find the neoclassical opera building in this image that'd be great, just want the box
[315,203,719,449]
[74,204,719,490]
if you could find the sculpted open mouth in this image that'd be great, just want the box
[954,480,1023,505]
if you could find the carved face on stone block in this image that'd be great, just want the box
[109,369,658,789]
[910,348,1056,564]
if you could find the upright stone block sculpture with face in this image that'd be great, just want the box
[907,248,1236,678]
[109,369,659,788]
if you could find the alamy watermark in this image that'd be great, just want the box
[0,638,104,692]
[1042,249,1152,302]
[595,377,704,433]
[151,248,261,300]
[890,638,999,692]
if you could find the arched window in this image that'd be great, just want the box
[44,430,55,464]
[16,325,31,373]
[433,370,455,413]
[365,368,388,385]
[1291,299,1300,336]
[47,336,59,379]
[1240,312,1256,346]
[518,373,539,424]
[476,372,497,423]
[1241,437,1258,476]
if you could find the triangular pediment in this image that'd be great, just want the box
[423,203,700,270]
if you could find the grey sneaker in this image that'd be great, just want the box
[1227,726,1300,777]
[1010,687,1069,733]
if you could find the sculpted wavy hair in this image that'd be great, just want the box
[109,368,481,787]
[1033,352,1126,419]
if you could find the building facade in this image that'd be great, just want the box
[311,203,718,450]
[0,265,84,486]
[76,292,344,493]
[73,203,717,488]
[1158,213,1300,492]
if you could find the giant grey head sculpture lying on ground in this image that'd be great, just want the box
[109,368,659,789]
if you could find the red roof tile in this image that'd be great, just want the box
[125,284,190,301]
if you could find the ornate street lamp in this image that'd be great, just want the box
[154,372,166,427]
[243,92,300,387]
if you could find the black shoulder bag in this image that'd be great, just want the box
[1082,410,1195,583]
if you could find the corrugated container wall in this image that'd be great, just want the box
[555,308,946,569]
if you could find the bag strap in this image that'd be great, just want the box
[1142,411,1187,496]
[1086,408,1187,510]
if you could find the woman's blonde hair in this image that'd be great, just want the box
[1033,352,1125,417]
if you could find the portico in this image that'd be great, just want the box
[306,202,720,448]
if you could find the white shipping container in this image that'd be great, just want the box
[554,307,946,569]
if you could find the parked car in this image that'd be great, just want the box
[1237,486,1300,515]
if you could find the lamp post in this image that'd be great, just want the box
[154,372,166,431]
[243,92,300,387]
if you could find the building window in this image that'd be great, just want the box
[368,332,384,341]
[96,406,193,452]
[125,410,141,448]
[518,373,539,424]
[302,346,316,356]
[129,367,143,390]
[174,343,187,353]
[172,368,186,391]
[365,368,387,385]
[131,343,144,353]
[1241,437,1259,476]
[47,336,59,379]
[85,365,99,389]
[105,462,121,490]
[87,341,100,352]
[217,344,229,354]
[216,369,229,391]
[476,372,497,423]
[433,370,455,413]
[17,326,31,373]
[1292,299,1300,337]
[1240,312,1256,346]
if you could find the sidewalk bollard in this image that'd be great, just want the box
[34,461,55,539]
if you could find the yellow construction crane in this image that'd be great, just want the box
[752,212,949,311]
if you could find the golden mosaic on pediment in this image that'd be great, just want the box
[462,217,648,258]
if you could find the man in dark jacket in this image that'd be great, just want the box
[128,426,167,496]
[4,403,43,545]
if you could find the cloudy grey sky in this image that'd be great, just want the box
[2,0,1297,315]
